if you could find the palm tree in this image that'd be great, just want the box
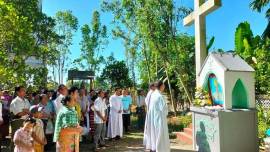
[250,0,270,39]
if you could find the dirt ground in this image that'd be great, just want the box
[1,131,195,152]
[80,131,194,152]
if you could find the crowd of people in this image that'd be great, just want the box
[0,80,170,152]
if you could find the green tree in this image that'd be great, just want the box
[235,22,255,55]
[100,55,132,89]
[102,0,154,84]
[78,11,107,73]
[254,39,270,94]
[0,0,34,86]
[54,10,78,84]
[4,0,61,87]
[102,0,195,112]
[235,22,270,94]
[0,0,62,90]
[250,0,270,39]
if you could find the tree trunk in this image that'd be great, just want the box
[131,59,136,88]
[171,29,194,105]
[164,67,176,114]
[155,53,158,78]
[142,43,152,83]
[42,54,47,87]
[174,70,193,105]
[58,59,61,84]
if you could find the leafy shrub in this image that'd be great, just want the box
[257,104,270,145]
[168,114,192,134]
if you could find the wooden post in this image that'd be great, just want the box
[90,78,93,90]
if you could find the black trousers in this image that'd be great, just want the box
[137,107,145,130]
[122,114,130,132]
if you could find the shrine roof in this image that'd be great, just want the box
[199,51,255,74]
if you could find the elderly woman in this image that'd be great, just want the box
[53,95,83,152]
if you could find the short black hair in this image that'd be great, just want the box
[97,89,104,95]
[58,84,66,91]
[15,86,24,93]
[39,94,47,101]
[149,82,155,89]
[68,86,78,95]
[61,95,72,106]
[32,92,38,97]
[154,80,164,89]
[114,87,120,92]
[24,117,36,124]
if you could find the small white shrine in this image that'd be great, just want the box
[182,0,258,151]
[190,51,258,152]
[198,52,255,109]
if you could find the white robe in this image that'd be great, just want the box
[144,90,170,152]
[107,94,123,138]
[143,89,154,145]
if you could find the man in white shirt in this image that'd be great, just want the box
[10,86,31,151]
[53,84,68,115]
[10,86,31,119]
[107,88,123,140]
[93,90,107,150]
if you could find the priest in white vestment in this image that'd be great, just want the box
[107,88,123,139]
[143,83,156,145]
[144,81,170,152]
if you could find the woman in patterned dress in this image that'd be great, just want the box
[53,95,83,152]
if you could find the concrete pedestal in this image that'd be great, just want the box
[191,107,258,152]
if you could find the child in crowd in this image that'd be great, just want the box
[13,117,36,152]
[30,105,47,152]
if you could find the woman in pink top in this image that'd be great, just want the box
[13,117,36,152]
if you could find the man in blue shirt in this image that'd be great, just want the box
[121,89,132,133]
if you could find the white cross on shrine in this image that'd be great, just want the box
[183,0,221,87]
